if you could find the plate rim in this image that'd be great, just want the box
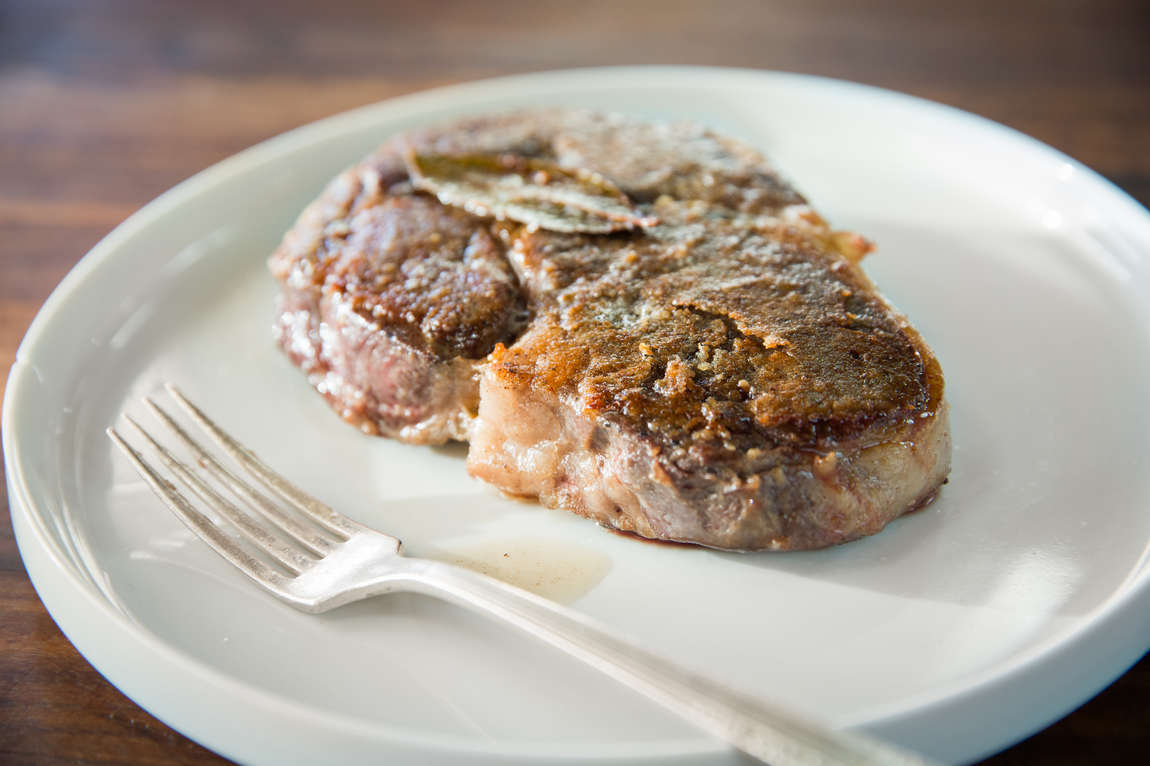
[6,65,1150,764]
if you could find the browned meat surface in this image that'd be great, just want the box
[471,202,948,549]
[269,109,950,549]
[269,176,524,442]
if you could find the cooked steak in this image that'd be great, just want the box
[269,110,950,549]
[470,202,948,549]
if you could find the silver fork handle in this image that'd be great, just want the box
[388,556,935,766]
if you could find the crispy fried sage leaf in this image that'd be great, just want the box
[405,151,657,234]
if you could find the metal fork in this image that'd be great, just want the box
[108,384,936,766]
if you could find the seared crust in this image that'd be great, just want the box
[269,173,523,441]
[471,202,948,549]
[269,109,803,442]
[325,196,524,361]
[270,109,951,548]
[501,205,932,442]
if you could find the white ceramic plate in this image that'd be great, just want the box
[7,67,1150,766]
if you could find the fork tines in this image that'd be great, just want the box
[107,384,357,587]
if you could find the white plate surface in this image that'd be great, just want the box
[7,67,1150,766]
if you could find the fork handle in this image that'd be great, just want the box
[392,556,934,766]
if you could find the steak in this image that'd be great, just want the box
[269,110,950,550]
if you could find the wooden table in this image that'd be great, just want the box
[2,1,1147,763]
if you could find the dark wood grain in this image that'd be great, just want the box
[2,1,1148,763]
